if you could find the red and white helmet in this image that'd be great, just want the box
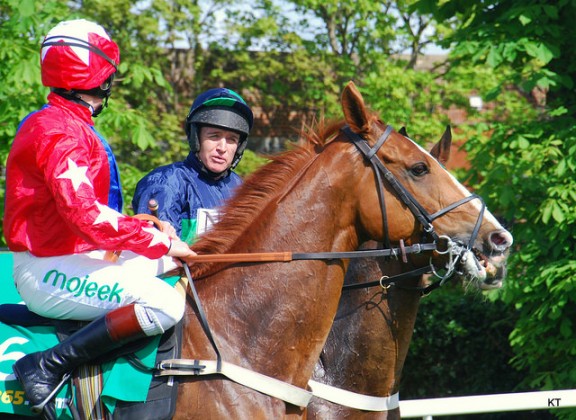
[41,19,119,91]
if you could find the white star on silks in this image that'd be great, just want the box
[56,158,93,192]
[93,201,123,232]
[142,226,169,248]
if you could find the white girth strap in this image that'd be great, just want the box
[156,359,313,408]
[308,379,400,411]
[157,359,399,411]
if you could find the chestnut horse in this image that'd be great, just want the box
[307,128,512,419]
[167,81,512,419]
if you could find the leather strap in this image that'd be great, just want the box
[155,359,401,411]
[291,243,437,261]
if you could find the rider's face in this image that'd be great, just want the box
[197,126,240,174]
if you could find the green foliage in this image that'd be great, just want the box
[505,260,576,389]
[467,114,576,398]
[234,149,270,178]
[401,285,524,399]
[424,0,576,107]
[289,0,397,59]
[360,64,449,142]
[414,1,576,414]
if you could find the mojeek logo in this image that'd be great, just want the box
[43,270,124,303]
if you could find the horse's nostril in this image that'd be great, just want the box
[490,230,513,250]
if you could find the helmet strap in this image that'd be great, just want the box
[52,88,107,117]
[92,101,105,117]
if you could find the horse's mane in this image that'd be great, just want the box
[190,118,346,278]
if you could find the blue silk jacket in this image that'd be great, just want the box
[132,152,242,243]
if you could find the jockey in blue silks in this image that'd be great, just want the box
[132,88,254,243]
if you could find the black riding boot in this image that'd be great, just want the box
[13,304,148,419]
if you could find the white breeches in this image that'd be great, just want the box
[12,251,184,336]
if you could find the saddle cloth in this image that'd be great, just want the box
[0,252,180,419]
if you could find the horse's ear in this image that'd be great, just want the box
[399,126,408,137]
[430,125,452,165]
[341,81,370,132]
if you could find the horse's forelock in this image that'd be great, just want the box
[298,117,345,149]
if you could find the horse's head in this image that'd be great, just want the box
[341,81,513,289]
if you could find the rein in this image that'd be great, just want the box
[184,242,437,263]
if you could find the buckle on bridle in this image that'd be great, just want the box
[423,223,435,233]
[435,235,452,254]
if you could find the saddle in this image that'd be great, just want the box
[0,303,182,420]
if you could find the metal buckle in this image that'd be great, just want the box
[379,275,392,290]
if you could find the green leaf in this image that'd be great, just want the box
[517,136,530,149]
[486,47,503,67]
[518,14,531,26]
[18,0,36,17]
[555,159,566,177]
[551,201,565,223]
[131,123,156,150]
[541,201,552,224]
[523,41,555,65]
[542,5,559,19]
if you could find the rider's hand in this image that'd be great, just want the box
[159,221,178,240]
[167,238,197,260]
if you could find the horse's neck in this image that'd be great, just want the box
[183,161,361,387]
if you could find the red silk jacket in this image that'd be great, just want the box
[4,93,170,258]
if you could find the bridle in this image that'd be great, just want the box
[342,124,486,293]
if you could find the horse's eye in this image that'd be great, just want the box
[410,163,429,177]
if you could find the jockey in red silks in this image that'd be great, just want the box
[3,19,196,418]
